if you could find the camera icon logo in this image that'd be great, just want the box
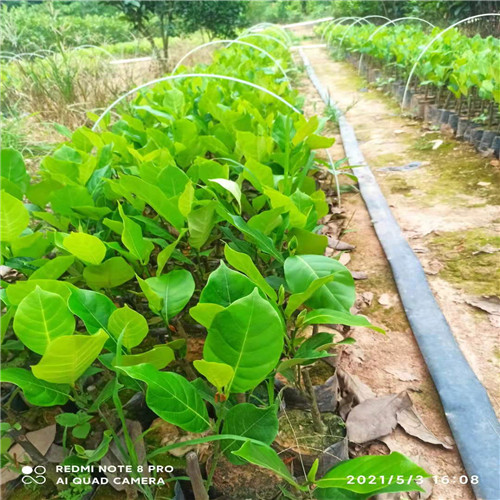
[21,465,47,485]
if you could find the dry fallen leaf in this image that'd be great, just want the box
[384,366,419,382]
[351,271,368,280]
[339,253,351,266]
[346,392,412,443]
[465,296,500,315]
[337,368,375,404]
[397,407,453,449]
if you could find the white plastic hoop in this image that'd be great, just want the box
[401,13,500,109]
[321,16,359,40]
[170,40,290,86]
[72,45,114,58]
[338,15,393,48]
[234,33,289,51]
[244,22,292,43]
[325,17,368,46]
[358,17,435,74]
[91,73,301,131]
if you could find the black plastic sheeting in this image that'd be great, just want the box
[299,48,500,500]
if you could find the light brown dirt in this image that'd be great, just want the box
[294,41,500,500]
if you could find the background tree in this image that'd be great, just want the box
[107,0,248,62]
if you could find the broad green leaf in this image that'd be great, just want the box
[83,257,135,290]
[289,228,328,255]
[285,275,335,317]
[315,452,430,495]
[107,304,148,349]
[284,255,355,312]
[63,232,106,265]
[224,245,276,301]
[13,287,75,355]
[178,181,194,217]
[295,332,335,359]
[204,289,284,393]
[187,158,229,184]
[117,176,184,230]
[0,190,29,242]
[50,186,93,216]
[263,186,306,228]
[189,303,225,329]
[227,215,284,263]
[156,229,187,276]
[209,178,242,211]
[0,367,70,407]
[6,280,76,306]
[306,134,335,149]
[68,288,117,334]
[157,165,189,197]
[242,159,274,191]
[118,204,154,265]
[193,360,234,392]
[136,275,162,313]
[103,218,123,235]
[119,364,210,433]
[32,330,108,385]
[29,256,75,281]
[248,208,283,235]
[117,345,174,370]
[10,232,51,259]
[199,261,256,307]
[188,203,216,250]
[222,404,279,465]
[144,270,195,321]
[232,441,301,489]
[304,309,384,333]
[1,149,29,195]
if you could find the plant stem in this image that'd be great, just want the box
[186,452,209,500]
[303,369,326,435]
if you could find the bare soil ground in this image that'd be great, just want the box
[294,40,500,500]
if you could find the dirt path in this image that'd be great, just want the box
[295,41,500,500]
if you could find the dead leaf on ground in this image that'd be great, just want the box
[337,368,375,404]
[472,244,499,255]
[465,296,500,315]
[346,392,412,443]
[351,271,368,280]
[347,391,453,449]
[378,293,396,307]
[384,366,419,382]
[328,238,355,251]
[339,253,351,266]
[0,425,56,485]
[423,259,444,275]
[397,407,453,449]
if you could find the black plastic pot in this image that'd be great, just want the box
[439,109,450,124]
[426,104,440,123]
[447,112,459,132]
[492,136,500,158]
[464,123,478,142]
[479,130,496,150]
[471,128,484,148]
[456,118,469,139]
